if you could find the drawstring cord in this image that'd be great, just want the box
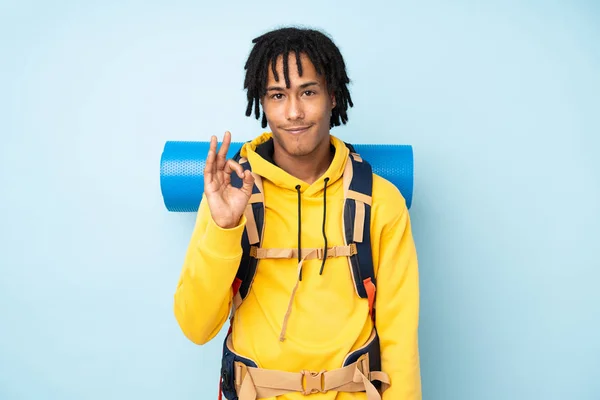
[319,177,330,275]
[280,179,330,341]
[281,184,303,341]
[295,185,302,280]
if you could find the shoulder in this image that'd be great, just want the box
[370,173,408,226]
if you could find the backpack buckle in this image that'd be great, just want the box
[315,247,334,260]
[301,370,327,395]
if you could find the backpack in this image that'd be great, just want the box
[219,142,380,400]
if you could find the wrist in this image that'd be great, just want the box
[212,214,243,230]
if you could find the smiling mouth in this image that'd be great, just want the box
[283,126,312,134]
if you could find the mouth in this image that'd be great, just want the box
[282,125,312,135]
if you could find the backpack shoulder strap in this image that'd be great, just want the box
[342,143,376,320]
[229,145,265,306]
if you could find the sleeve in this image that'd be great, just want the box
[173,195,247,345]
[375,196,422,400]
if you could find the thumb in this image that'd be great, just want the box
[241,170,255,195]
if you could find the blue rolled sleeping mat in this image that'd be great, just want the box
[160,141,414,212]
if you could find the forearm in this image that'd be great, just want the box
[376,205,422,399]
[173,198,246,345]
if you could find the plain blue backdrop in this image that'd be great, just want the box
[1,1,599,399]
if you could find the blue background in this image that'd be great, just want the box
[1,1,599,399]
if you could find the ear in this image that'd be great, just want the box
[330,93,336,109]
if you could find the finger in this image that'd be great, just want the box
[240,170,256,196]
[223,159,244,179]
[204,135,218,182]
[216,131,231,171]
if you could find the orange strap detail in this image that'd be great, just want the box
[232,277,242,297]
[363,277,376,319]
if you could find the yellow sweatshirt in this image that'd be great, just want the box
[174,133,421,399]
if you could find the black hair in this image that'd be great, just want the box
[243,26,353,129]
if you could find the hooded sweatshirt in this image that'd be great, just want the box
[174,133,422,399]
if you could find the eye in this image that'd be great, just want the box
[271,93,284,100]
[303,90,316,96]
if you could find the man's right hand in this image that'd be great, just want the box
[204,131,255,229]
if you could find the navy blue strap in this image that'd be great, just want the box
[343,144,375,300]
[230,146,263,300]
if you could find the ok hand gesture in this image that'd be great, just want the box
[204,131,255,229]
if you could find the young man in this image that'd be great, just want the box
[174,27,422,399]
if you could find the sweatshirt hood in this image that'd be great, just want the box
[238,132,350,196]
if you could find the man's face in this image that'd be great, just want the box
[261,52,335,158]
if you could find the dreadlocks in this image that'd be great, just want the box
[243,27,354,129]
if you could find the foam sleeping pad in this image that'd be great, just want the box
[160,141,414,212]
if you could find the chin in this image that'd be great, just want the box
[281,142,314,157]
[272,125,329,157]
[289,147,315,157]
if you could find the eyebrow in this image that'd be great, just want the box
[266,81,320,91]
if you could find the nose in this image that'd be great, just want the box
[285,96,304,121]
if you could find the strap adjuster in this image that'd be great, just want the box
[249,246,258,258]
[315,247,336,260]
[301,370,327,395]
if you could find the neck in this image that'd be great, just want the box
[273,138,333,185]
